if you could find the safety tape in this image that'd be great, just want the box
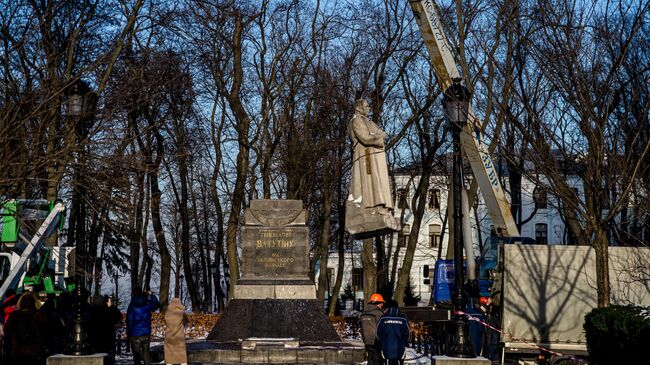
[456,311,587,364]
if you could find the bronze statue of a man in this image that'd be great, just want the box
[346,99,399,237]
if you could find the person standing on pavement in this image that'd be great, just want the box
[3,293,41,365]
[0,288,19,363]
[127,287,160,365]
[164,297,188,365]
[360,293,386,365]
[1,289,19,324]
[90,295,122,364]
[376,301,410,365]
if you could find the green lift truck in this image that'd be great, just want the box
[0,199,75,299]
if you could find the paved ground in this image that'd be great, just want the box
[113,347,431,364]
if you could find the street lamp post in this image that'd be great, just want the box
[65,279,92,355]
[65,80,97,288]
[442,78,475,358]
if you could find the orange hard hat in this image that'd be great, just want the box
[369,293,385,304]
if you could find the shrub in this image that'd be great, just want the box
[584,305,650,365]
[403,278,421,306]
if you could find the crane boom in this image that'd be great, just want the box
[408,0,519,237]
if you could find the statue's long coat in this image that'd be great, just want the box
[164,298,188,364]
[348,113,393,209]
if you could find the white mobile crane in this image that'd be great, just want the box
[407,0,526,298]
[407,0,519,239]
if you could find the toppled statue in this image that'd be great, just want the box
[345,99,400,238]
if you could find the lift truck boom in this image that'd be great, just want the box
[407,0,519,237]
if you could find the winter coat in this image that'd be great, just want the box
[347,109,393,209]
[89,296,122,354]
[33,296,68,356]
[1,293,18,323]
[3,294,41,365]
[376,307,410,360]
[164,298,188,364]
[126,293,160,337]
[360,303,384,345]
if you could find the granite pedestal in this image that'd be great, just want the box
[205,200,355,363]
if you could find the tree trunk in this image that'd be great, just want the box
[593,228,611,307]
[328,201,346,317]
[222,13,256,299]
[178,152,200,310]
[191,183,210,312]
[209,98,226,310]
[200,183,214,312]
[211,168,226,310]
[316,176,332,305]
[129,172,144,291]
[139,175,153,291]
[361,238,376,304]
[151,170,170,309]
[328,162,347,316]
[394,162,432,306]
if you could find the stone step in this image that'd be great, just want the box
[151,340,365,364]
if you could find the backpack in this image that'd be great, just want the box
[360,311,379,345]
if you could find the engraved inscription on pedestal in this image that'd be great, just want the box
[240,226,309,280]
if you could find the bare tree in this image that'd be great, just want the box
[510,0,650,306]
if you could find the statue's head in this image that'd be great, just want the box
[354,98,370,116]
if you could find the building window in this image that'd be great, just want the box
[397,189,409,210]
[535,223,548,244]
[423,265,431,285]
[565,226,577,245]
[399,224,411,247]
[534,187,547,209]
[429,224,441,248]
[428,189,441,210]
[327,268,334,291]
[352,268,363,290]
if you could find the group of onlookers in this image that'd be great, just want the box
[1,286,409,365]
[0,286,188,365]
[361,293,411,365]
[0,288,121,365]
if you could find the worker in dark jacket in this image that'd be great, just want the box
[360,293,385,365]
[127,287,160,365]
[376,304,410,365]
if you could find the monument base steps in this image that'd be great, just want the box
[46,353,109,365]
[431,355,492,365]
[151,340,365,364]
